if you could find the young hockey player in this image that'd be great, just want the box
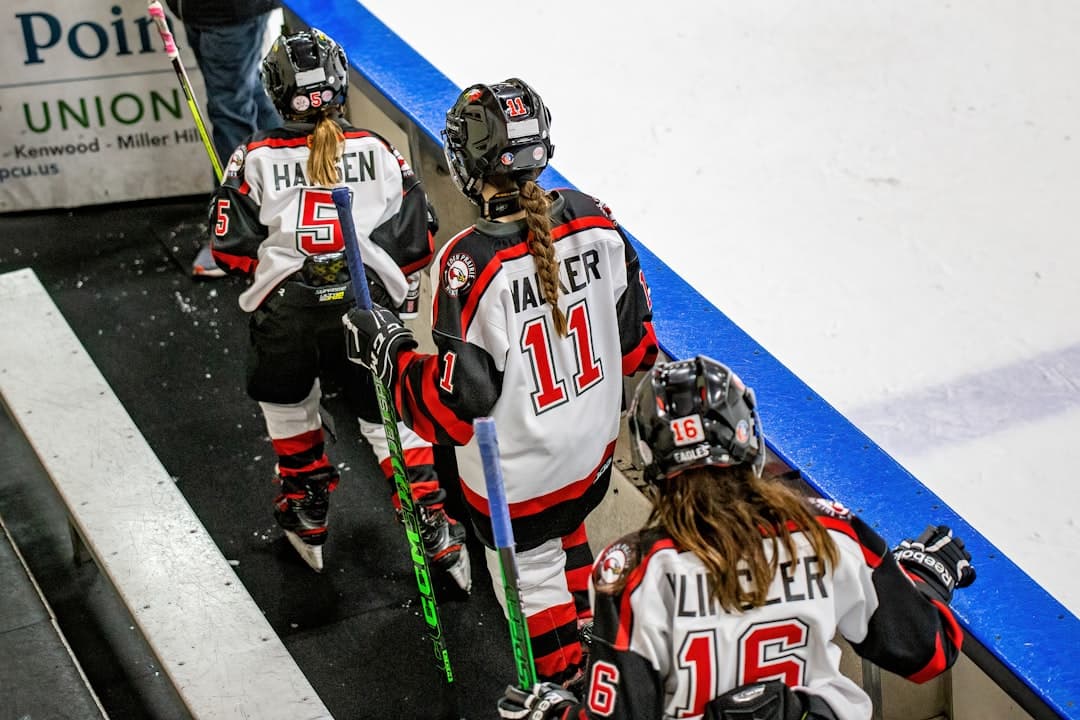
[497,355,976,719]
[209,28,469,587]
[343,78,658,686]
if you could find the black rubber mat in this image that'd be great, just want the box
[0,197,516,720]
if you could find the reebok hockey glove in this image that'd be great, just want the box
[342,303,417,389]
[893,524,976,604]
[498,683,577,720]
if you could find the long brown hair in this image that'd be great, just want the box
[649,465,839,612]
[306,111,344,187]
[517,178,567,336]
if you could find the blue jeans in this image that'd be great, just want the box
[184,14,282,170]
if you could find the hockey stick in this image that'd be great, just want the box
[147,1,223,182]
[331,187,462,712]
[474,417,538,689]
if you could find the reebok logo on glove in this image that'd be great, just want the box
[893,548,954,588]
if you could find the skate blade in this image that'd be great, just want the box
[445,548,472,594]
[284,530,324,572]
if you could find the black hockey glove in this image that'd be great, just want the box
[342,303,417,389]
[893,525,976,604]
[498,683,577,720]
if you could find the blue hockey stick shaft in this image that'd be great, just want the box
[474,417,537,688]
[331,187,461,701]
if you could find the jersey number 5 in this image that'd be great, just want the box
[296,188,345,255]
[520,299,604,414]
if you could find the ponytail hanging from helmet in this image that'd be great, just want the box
[307,114,344,187]
[518,178,566,336]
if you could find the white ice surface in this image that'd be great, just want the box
[357,0,1080,614]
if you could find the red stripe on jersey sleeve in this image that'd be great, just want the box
[396,349,474,445]
[211,247,257,274]
[551,215,616,240]
[907,630,948,683]
[614,538,677,650]
[622,321,658,375]
[816,515,883,568]
[460,441,617,519]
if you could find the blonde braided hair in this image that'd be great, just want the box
[518,179,566,336]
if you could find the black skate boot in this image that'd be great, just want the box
[416,489,472,593]
[274,467,338,572]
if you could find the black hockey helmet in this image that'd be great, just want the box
[261,28,348,121]
[442,78,554,205]
[629,356,765,484]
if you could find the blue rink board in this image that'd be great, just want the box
[285,2,1078,716]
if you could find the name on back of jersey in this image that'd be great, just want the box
[667,554,830,617]
[270,149,377,191]
[511,248,602,313]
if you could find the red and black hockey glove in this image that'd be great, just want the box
[893,524,976,604]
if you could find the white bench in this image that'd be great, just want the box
[0,268,333,720]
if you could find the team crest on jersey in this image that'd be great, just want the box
[444,252,476,296]
[594,542,636,592]
[225,146,247,178]
[807,496,852,519]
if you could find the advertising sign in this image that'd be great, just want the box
[0,1,212,212]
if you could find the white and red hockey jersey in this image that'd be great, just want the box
[557,498,965,720]
[209,120,434,311]
[393,189,658,548]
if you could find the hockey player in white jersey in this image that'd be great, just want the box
[498,355,976,719]
[209,28,469,585]
[344,78,658,685]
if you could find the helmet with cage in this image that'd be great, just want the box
[261,28,348,121]
[442,78,554,205]
[629,356,765,484]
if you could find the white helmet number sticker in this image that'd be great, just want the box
[670,414,704,446]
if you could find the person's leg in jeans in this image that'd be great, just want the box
[183,15,281,276]
[185,14,282,166]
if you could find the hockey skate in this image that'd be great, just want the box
[274,469,337,572]
[416,489,472,593]
[191,242,226,278]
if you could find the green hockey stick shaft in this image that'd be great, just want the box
[331,188,462,716]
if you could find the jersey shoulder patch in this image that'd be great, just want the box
[433,227,505,340]
[593,528,668,596]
